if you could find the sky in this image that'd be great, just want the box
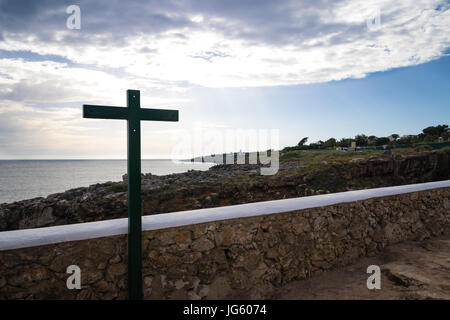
[0,0,449,159]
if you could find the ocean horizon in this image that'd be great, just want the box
[0,159,214,204]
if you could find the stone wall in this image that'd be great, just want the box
[0,187,449,300]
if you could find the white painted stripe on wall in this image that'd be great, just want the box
[1,180,449,251]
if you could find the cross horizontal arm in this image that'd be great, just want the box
[139,108,178,122]
[83,105,128,120]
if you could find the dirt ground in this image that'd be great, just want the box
[269,236,450,300]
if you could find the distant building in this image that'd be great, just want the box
[337,145,361,152]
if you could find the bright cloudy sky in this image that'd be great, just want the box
[0,0,449,159]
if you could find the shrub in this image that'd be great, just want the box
[414,145,433,152]
[108,183,127,193]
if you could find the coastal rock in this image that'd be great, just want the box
[37,207,56,227]
[0,149,449,232]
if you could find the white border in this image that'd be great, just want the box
[0,180,449,251]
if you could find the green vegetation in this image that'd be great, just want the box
[108,183,127,193]
[277,146,450,193]
[282,149,372,164]
[414,145,433,152]
[297,137,309,146]
[85,202,97,209]
[282,124,449,153]
[280,147,422,164]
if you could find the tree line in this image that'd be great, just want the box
[282,124,449,152]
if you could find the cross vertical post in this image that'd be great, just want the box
[127,90,142,300]
[82,89,179,300]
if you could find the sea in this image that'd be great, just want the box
[0,160,214,204]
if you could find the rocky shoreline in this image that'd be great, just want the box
[1,149,449,232]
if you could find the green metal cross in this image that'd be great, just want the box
[82,89,178,300]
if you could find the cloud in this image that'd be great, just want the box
[0,102,88,157]
[0,0,448,90]
[0,0,449,157]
